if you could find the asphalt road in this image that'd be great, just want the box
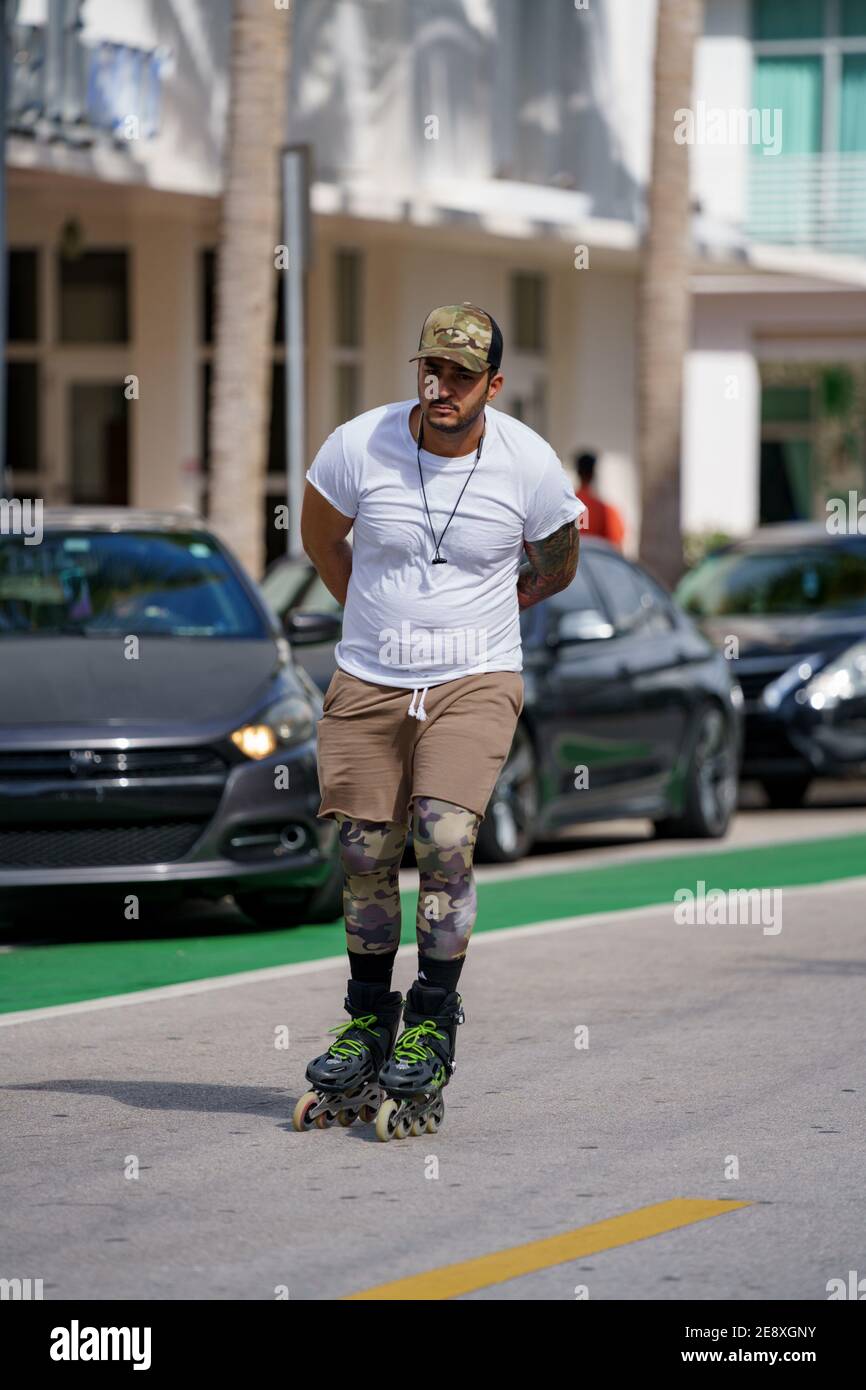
[1,855,863,1300]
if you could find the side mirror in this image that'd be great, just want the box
[283,610,342,646]
[550,609,615,645]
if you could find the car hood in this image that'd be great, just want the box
[0,636,288,733]
[699,612,866,660]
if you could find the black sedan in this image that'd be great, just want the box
[675,524,866,807]
[0,509,342,927]
[265,539,743,862]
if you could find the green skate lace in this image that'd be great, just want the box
[326,1013,379,1059]
[393,1019,446,1062]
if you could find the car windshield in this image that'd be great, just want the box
[676,544,866,618]
[0,530,267,637]
[260,558,315,614]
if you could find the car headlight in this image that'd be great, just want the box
[761,654,821,711]
[797,642,866,711]
[729,682,744,710]
[230,694,315,759]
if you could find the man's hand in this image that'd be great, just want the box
[517,519,580,610]
[301,482,354,606]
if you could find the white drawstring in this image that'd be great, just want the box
[407,686,429,720]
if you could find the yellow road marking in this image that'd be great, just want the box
[344,1197,751,1300]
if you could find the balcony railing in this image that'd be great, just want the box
[747,153,866,256]
[6,15,166,147]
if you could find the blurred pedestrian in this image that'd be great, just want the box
[575,451,625,550]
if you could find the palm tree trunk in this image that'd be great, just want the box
[637,0,703,590]
[208,0,291,580]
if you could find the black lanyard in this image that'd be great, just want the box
[416,414,485,565]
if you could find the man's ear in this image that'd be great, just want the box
[486,370,504,402]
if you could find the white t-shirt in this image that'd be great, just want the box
[305,399,585,687]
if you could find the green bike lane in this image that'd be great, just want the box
[1,829,864,1016]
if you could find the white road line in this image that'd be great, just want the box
[2,873,864,1030]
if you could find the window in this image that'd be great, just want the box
[263,493,288,571]
[840,52,866,148]
[753,56,823,154]
[6,250,40,481]
[753,1,825,40]
[753,0,866,39]
[843,0,866,36]
[6,363,39,474]
[58,250,129,343]
[758,361,866,525]
[521,564,611,646]
[752,0,866,158]
[332,248,363,424]
[334,249,362,349]
[335,362,360,421]
[589,553,673,635]
[750,1,866,248]
[9,250,38,342]
[512,272,546,353]
[761,385,814,422]
[0,530,267,638]
[549,566,605,613]
[507,271,548,434]
[69,384,129,505]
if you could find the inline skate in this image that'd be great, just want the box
[293,979,404,1131]
[374,982,464,1142]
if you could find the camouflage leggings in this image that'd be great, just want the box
[335,796,481,961]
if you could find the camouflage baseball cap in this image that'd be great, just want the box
[409,302,503,374]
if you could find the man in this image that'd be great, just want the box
[295,302,585,1140]
[575,450,626,550]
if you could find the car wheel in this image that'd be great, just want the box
[654,703,737,840]
[235,848,344,928]
[474,722,539,864]
[759,775,812,809]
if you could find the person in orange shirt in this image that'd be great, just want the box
[574,451,626,550]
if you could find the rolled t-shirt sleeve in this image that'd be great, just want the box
[305,427,359,519]
[524,450,586,542]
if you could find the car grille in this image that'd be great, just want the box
[0,821,207,868]
[0,747,227,780]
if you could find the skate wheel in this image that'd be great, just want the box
[337,1109,356,1126]
[410,1117,427,1138]
[314,1108,337,1129]
[394,1112,412,1140]
[375,1099,400,1143]
[292,1091,319,1132]
[359,1104,378,1123]
[425,1113,440,1134]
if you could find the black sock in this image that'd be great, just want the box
[348,948,398,985]
[417,953,464,994]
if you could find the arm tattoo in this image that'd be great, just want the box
[517,519,580,610]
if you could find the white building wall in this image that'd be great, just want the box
[691,0,753,247]
[291,0,652,231]
[683,300,761,537]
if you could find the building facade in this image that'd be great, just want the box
[5,0,866,576]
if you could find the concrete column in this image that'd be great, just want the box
[682,300,760,537]
[132,216,199,511]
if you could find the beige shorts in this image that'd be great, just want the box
[315,667,525,826]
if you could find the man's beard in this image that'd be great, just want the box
[423,394,486,436]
